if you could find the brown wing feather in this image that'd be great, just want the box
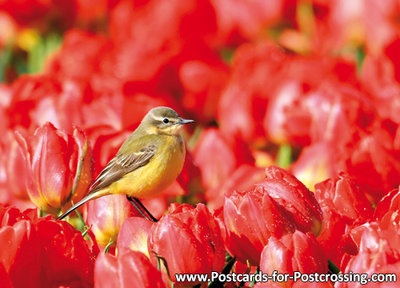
[89,143,157,193]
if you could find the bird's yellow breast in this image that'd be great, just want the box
[110,135,185,198]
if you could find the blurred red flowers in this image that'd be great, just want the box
[1,0,400,287]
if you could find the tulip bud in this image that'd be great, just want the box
[16,123,93,215]
[224,186,295,265]
[315,172,373,223]
[315,173,373,264]
[260,231,328,288]
[85,194,139,247]
[149,203,225,287]
[259,166,323,236]
[223,166,323,265]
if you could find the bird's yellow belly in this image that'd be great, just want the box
[110,136,185,198]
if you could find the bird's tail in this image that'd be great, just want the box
[57,190,108,220]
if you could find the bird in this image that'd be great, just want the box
[57,106,194,222]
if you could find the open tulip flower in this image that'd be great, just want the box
[2,1,400,287]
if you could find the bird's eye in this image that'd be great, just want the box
[163,118,169,124]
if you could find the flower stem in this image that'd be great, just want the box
[277,144,292,168]
[328,259,341,274]
[208,255,236,288]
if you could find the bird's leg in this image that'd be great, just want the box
[126,196,159,222]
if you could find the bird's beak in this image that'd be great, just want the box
[178,118,195,125]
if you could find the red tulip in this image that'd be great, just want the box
[259,166,323,236]
[16,123,93,215]
[117,216,153,257]
[315,172,373,222]
[314,171,373,252]
[223,166,323,265]
[37,219,98,287]
[149,203,225,287]
[0,206,97,287]
[337,223,400,287]
[0,219,41,288]
[95,250,165,288]
[224,186,295,265]
[85,194,139,247]
[260,231,328,288]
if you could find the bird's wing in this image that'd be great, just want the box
[89,142,158,193]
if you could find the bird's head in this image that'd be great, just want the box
[141,107,194,135]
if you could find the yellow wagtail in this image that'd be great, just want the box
[57,106,194,222]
